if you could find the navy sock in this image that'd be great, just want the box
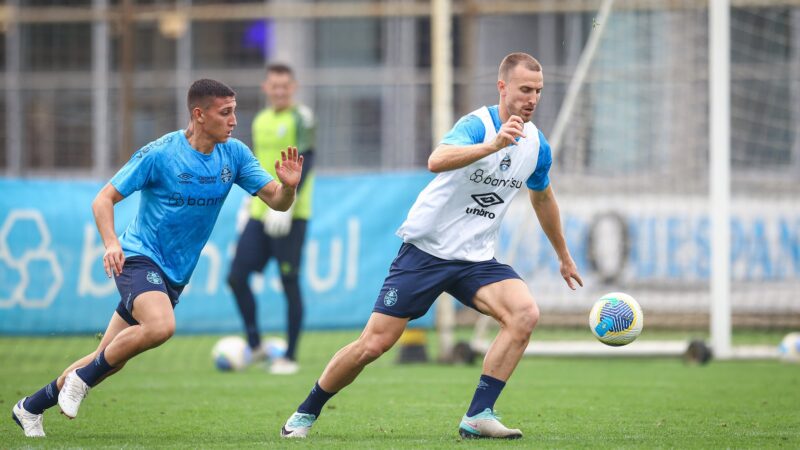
[297,381,336,417]
[75,350,115,387]
[466,374,506,417]
[23,379,59,414]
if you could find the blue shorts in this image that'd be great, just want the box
[372,243,522,320]
[114,256,184,326]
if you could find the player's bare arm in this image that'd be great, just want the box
[256,146,304,211]
[428,115,526,173]
[92,183,126,278]
[529,186,583,290]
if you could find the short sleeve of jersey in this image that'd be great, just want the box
[440,114,486,146]
[526,129,552,191]
[233,140,273,195]
[110,147,158,197]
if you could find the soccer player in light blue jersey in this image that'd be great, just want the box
[11,79,304,438]
[281,53,582,440]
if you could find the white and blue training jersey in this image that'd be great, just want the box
[111,130,272,285]
[396,105,552,261]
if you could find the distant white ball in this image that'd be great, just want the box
[777,332,800,363]
[589,292,644,346]
[264,337,287,360]
[211,336,251,371]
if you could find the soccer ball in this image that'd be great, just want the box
[778,332,800,363]
[263,337,288,360]
[211,336,251,371]
[589,292,644,346]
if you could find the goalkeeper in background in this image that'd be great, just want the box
[227,63,316,375]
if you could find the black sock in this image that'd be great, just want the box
[297,381,336,417]
[23,379,59,414]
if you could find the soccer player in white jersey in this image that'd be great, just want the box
[11,79,304,438]
[281,52,582,440]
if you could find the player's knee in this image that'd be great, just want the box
[358,337,393,364]
[144,320,175,346]
[511,304,539,340]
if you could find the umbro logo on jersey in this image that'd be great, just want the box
[471,193,504,208]
[465,193,503,220]
[178,173,193,184]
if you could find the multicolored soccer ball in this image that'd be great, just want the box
[589,292,643,346]
[211,336,252,371]
[264,337,288,360]
[778,332,800,363]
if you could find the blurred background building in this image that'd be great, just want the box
[5,0,795,182]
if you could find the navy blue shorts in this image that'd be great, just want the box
[372,243,522,320]
[114,256,184,326]
[230,218,307,279]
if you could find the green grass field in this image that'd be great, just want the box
[1,330,798,449]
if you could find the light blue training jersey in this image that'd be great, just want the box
[440,104,552,191]
[110,130,272,285]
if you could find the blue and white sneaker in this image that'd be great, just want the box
[12,398,45,437]
[459,408,523,439]
[280,412,316,438]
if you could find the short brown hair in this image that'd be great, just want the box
[187,79,236,112]
[266,63,295,79]
[498,52,542,81]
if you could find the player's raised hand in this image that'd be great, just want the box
[491,115,526,151]
[560,256,583,290]
[103,242,125,278]
[275,146,304,189]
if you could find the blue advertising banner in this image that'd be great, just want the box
[0,173,434,334]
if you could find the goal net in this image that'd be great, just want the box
[467,0,800,360]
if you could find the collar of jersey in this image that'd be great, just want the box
[179,129,216,159]
[487,105,502,133]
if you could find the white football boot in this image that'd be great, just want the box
[459,408,523,439]
[269,358,300,375]
[280,411,317,438]
[58,371,90,419]
[12,398,45,437]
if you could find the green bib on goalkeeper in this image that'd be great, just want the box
[249,104,316,220]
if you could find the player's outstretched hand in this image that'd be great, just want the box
[491,115,526,151]
[275,146,304,189]
[103,242,125,278]
[560,257,583,290]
